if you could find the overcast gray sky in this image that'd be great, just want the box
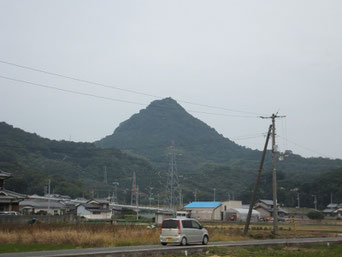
[1,0,341,159]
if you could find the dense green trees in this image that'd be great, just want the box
[0,122,161,202]
[1,97,342,208]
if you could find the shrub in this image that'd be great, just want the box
[307,211,324,220]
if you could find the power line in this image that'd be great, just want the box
[231,133,266,141]
[0,75,146,106]
[0,75,258,119]
[0,59,264,116]
[277,135,330,158]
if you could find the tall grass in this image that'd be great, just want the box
[1,222,335,249]
[0,224,160,247]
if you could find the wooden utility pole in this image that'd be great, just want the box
[261,113,285,235]
[244,124,272,235]
[271,114,279,235]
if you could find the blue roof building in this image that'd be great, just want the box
[183,200,244,221]
[184,201,221,208]
[183,201,223,220]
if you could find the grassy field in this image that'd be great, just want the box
[0,221,341,253]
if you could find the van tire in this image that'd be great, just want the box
[202,235,209,245]
[161,242,167,246]
[180,237,187,246]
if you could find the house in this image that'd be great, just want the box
[183,201,243,221]
[254,199,288,218]
[155,210,174,224]
[19,199,66,215]
[184,201,222,220]
[226,208,260,222]
[323,203,338,216]
[76,199,112,221]
[0,170,26,212]
[334,208,342,218]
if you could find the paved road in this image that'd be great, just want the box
[1,237,342,257]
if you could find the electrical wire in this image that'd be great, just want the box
[231,133,266,141]
[0,59,264,116]
[0,75,258,119]
[277,135,330,158]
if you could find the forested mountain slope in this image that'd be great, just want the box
[0,122,160,201]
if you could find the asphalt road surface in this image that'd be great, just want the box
[1,237,342,257]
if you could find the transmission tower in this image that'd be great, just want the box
[166,143,181,209]
[131,171,137,206]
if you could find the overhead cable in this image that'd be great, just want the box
[0,75,258,119]
[0,60,264,116]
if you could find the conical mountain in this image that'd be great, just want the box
[97,97,259,171]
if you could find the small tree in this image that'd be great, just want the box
[307,210,324,220]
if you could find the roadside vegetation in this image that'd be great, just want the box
[1,221,342,253]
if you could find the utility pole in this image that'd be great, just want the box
[313,195,317,210]
[297,193,300,208]
[179,189,183,208]
[157,193,160,209]
[261,113,285,235]
[148,186,153,207]
[131,171,137,206]
[104,166,108,185]
[244,124,272,235]
[48,179,51,215]
[213,188,216,201]
[330,192,333,204]
[112,182,119,203]
[194,189,197,202]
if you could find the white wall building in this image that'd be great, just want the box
[183,201,243,221]
[76,203,112,220]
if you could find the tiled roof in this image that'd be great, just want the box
[20,199,65,209]
[0,170,12,179]
[260,199,275,205]
[0,189,26,199]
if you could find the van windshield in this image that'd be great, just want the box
[162,220,178,228]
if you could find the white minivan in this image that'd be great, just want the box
[160,218,209,246]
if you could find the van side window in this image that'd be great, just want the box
[191,220,201,229]
[182,220,192,228]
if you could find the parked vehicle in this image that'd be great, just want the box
[160,218,209,246]
[0,211,20,215]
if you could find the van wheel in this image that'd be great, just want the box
[202,235,209,245]
[180,237,187,246]
[161,242,167,246]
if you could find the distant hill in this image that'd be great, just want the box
[96,98,342,206]
[1,97,342,207]
[96,97,261,171]
[96,98,342,175]
[0,122,160,202]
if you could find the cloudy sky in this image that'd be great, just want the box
[1,0,341,159]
